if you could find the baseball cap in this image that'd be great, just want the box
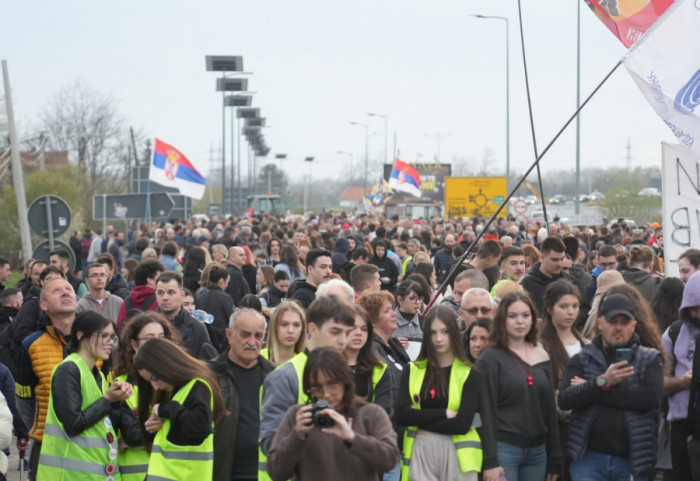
[600,293,635,321]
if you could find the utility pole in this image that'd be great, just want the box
[2,60,32,261]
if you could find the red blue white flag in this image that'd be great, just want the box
[149,139,206,200]
[623,0,700,155]
[584,0,673,48]
[388,159,421,198]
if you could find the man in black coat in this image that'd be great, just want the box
[520,237,566,317]
[211,309,274,481]
[155,271,217,360]
[226,246,251,306]
[195,266,234,352]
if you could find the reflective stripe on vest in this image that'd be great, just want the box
[147,378,214,481]
[37,352,119,481]
[114,374,148,481]
[371,361,387,403]
[400,359,483,481]
[258,351,308,481]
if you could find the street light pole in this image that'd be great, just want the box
[424,133,452,160]
[367,113,388,164]
[303,156,314,212]
[350,121,369,193]
[575,0,581,214]
[472,15,509,190]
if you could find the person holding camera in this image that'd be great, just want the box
[267,347,399,481]
[558,292,664,481]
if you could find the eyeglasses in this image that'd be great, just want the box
[406,295,422,304]
[88,273,107,279]
[600,262,618,269]
[98,333,119,344]
[137,334,168,342]
[308,380,342,398]
[463,307,493,315]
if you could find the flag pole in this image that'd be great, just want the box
[516,0,550,233]
[422,60,622,315]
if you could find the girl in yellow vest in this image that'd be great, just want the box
[260,300,307,365]
[395,305,503,481]
[475,292,563,481]
[267,347,400,480]
[114,312,181,481]
[37,311,142,481]
[133,338,226,481]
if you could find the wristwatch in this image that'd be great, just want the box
[595,375,610,391]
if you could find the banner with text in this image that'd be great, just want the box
[661,142,700,277]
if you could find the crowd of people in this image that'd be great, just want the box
[0,210,696,480]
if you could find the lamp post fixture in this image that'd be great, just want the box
[223,94,252,213]
[367,113,388,164]
[303,156,315,212]
[471,14,510,190]
[350,121,369,193]
[424,133,452,161]
[206,55,244,210]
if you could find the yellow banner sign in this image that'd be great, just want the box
[445,177,507,218]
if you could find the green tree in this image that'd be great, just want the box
[258,163,289,196]
[0,166,82,252]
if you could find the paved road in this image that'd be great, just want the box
[5,436,26,481]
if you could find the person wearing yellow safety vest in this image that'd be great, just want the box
[113,312,182,481]
[395,305,502,481]
[475,292,563,481]
[258,296,356,480]
[134,338,227,481]
[37,311,142,481]
[267,347,399,480]
[260,301,307,366]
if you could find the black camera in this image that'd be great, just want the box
[311,400,336,428]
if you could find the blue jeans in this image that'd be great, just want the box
[381,460,401,481]
[569,450,631,481]
[497,441,546,481]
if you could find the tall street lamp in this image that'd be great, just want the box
[424,132,452,161]
[471,14,509,190]
[350,121,369,193]
[224,94,252,213]
[206,55,244,210]
[303,156,315,212]
[367,113,388,164]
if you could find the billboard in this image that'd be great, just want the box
[445,177,507,218]
[383,162,451,204]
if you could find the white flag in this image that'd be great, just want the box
[623,0,700,155]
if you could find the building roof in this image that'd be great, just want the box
[339,186,365,202]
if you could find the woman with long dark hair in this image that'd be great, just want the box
[650,277,684,334]
[134,338,226,481]
[396,305,500,481]
[275,244,305,283]
[465,318,491,363]
[37,311,141,480]
[113,311,181,481]
[267,347,399,480]
[182,246,211,293]
[344,304,393,415]
[539,280,587,481]
[476,292,562,481]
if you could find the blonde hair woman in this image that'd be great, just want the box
[261,301,307,365]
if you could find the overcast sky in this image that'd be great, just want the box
[2,0,675,186]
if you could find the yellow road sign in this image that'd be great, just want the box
[445,177,507,218]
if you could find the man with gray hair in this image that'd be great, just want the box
[316,278,355,304]
[441,269,489,315]
[459,287,495,329]
[211,309,274,481]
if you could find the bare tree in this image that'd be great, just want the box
[41,79,126,184]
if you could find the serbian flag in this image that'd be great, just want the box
[388,159,421,197]
[585,0,673,48]
[623,0,700,155]
[149,139,206,199]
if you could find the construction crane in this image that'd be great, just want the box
[517,175,542,201]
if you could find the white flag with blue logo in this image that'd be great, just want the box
[623,0,700,155]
